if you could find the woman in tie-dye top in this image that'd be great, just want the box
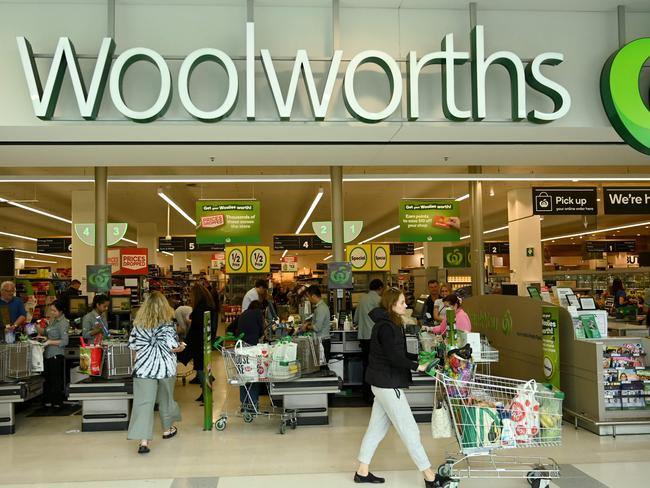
[127,291,186,454]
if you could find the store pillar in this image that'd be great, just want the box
[136,222,158,265]
[507,189,543,295]
[330,166,345,315]
[71,190,95,293]
[191,253,211,275]
[95,167,107,265]
[172,252,189,272]
[469,169,485,296]
[423,243,444,268]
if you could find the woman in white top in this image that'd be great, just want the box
[127,291,186,454]
[433,283,451,324]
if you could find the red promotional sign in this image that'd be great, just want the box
[117,248,148,275]
[281,256,298,263]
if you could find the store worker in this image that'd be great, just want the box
[81,294,110,342]
[354,279,384,401]
[1,281,27,336]
[432,283,451,324]
[354,288,435,486]
[59,279,81,318]
[423,294,471,335]
[611,278,630,308]
[241,279,269,312]
[234,300,265,411]
[37,300,69,408]
[127,291,185,454]
[305,285,331,363]
[423,279,440,323]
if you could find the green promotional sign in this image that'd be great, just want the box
[399,200,460,242]
[541,306,561,389]
[86,265,111,292]
[75,223,128,246]
[327,262,353,289]
[443,245,469,268]
[196,200,260,245]
[600,37,650,155]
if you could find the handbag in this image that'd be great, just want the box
[431,403,454,439]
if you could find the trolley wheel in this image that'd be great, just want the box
[290,418,298,430]
[243,412,254,423]
[214,418,227,431]
[437,463,453,478]
[527,470,548,487]
[279,422,287,435]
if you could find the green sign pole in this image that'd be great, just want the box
[203,311,213,431]
[541,305,561,389]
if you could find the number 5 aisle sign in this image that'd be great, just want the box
[225,246,247,273]
[225,246,270,273]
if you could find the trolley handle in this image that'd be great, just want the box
[213,332,244,348]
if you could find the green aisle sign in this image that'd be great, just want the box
[312,221,363,243]
[74,223,128,246]
[542,305,561,389]
[399,200,460,242]
[196,200,260,244]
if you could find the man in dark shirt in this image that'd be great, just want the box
[424,279,440,323]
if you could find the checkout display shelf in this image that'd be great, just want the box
[67,377,133,432]
[0,376,44,435]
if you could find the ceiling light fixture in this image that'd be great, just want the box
[323,254,333,261]
[0,197,72,224]
[359,225,400,245]
[541,220,650,242]
[455,193,470,202]
[121,237,138,245]
[162,251,173,257]
[489,188,495,197]
[0,231,37,242]
[157,190,197,226]
[11,248,71,260]
[414,246,424,251]
[281,250,288,259]
[15,257,57,264]
[295,188,324,234]
[460,225,509,241]
[186,258,192,263]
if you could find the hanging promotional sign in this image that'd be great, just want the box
[117,248,148,275]
[399,200,460,242]
[346,244,372,271]
[74,223,128,246]
[371,244,390,271]
[196,200,260,245]
[443,246,469,268]
[541,305,561,389]
[327,262,353,289]
[225,246,247,273]
[211,252,226,269]
[246,246,270,273]
[603,187,650,214]
[532,187,597,215]
[86,265,111,293]
[281,255,298,272]
[312,221,363,244]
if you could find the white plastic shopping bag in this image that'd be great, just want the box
[508,379,540,444]
[29,341,45,373]
[257,343,271,380]
[234,340,259,382]
[272,340,297,363]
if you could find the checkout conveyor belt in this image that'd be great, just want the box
[269,370,342,425]
[0,376,45,435]
[68,378,133,432]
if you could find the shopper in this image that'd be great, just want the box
[241,279,269,312]
[234,300,265,411]
[0,281,27,337]
[58,279,81,318]
[354,279,384,401]
[355,287,435,486]
[186,284,216,403]
[423,280,440,323]
[38,300,69,408]
[424,294,471,335]
[305,285,331,363]
[127,291,185,454]
[81,294,110,342]
[174,303,192,340]
[432,283,451,324]
[612,278,629,308]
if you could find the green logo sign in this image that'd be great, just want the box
[328,262,353,289]
[443,246,468,268]
[601,37,650,155]
[87,265,111,292]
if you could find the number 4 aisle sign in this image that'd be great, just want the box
[225,246,270,274]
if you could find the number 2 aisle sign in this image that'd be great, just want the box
[225,246,270,273]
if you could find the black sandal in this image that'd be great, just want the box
[138,443,150,454]
[162,426,177,439]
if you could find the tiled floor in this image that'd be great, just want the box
[1,354,649,488]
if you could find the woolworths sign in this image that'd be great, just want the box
[16,24,571,124]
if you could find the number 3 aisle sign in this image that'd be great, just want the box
[225,246,270,273]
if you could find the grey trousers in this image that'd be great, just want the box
[127,376,181,441]
[358,386,432,472]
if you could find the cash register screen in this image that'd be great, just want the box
[414,294,427,319]
[68,296,88,316]
[111,296,131,313]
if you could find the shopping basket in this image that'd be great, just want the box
[432,371,563,488]
[6,342,35,379]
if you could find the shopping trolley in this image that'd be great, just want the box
[473,337,499,375]
[213,339,299,434]
[430,369,563,488]
[0,344,9,382]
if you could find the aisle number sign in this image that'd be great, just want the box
[247,246,270,273]
[225,246,247,273]
[312,221,363,244]
[371,244,390,271]
[75,223,128,246]
[347,244,371,271]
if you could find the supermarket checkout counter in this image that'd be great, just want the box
[67,378,132,432]
[407,372,437,423]
[269,370,342,425]
[0,376,44,435]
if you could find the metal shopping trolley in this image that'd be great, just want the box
[473,337,499,375]
[213,340,299,434]
[431,370,563,488]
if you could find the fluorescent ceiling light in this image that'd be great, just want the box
[455,193,470,202]
[16,257,57,264]
[121,237,138,245]
[162,251,173,257]
[414,246,424,251]
[12,248,71,260]
[295,188,324,234]
[541,220,650,242]
[323,254,333,261]
[0,231,37,242]
[186,258,192,263]
[359,225,400,245]
[0,197,72,224]
[460,225,509,241]
[281,250,288,259]
[157,190,197,226]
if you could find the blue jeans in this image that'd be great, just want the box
[239,383,259,409]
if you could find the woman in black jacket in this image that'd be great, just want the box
[186,284,216,404]
[354,288,436,487]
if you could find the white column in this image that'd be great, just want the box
[72,190,95,294]
[191,253,211,275]
[507,189,543,295]
[136,222,158,265]
[172,252,189,272]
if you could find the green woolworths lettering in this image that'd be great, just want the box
[600,38,650,155]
